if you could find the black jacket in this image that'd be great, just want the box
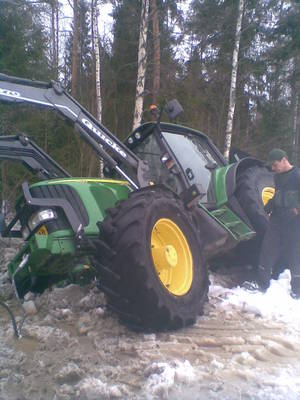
[267,167,300,217]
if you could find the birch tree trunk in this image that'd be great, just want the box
[92,0,104,177]
[71,0,83,175]
[50,0,57,76]
[92,0,102,122]
[151,0,160,105]
[223,0,244,161]
[56,0,59,74]
[132,0,150,131]
[48,0,59,78]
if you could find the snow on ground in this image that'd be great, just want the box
[210,270,300,323]
[211,270,300,324]
[1,239,300,400]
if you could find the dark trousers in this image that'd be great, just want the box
[258,215,300,294]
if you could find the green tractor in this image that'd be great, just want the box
[0,74,274,331]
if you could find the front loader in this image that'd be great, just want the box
[0,74,274,331]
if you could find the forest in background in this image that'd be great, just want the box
[0,0,300,207]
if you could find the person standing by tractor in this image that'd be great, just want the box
[258,148,300,298]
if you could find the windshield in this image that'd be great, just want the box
[162,131,219,203]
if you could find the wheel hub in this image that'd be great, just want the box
[152,244,178,268]
[151,218,193,296]
[262,187,275,206]
[165,245,178,267]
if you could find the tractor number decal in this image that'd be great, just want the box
[81,118,127,159]
[0,88,21,98]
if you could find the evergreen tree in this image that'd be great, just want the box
[0,1,49,79]
[110,0,142,137]
[0,1,52,208]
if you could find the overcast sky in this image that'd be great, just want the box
[60,0,113,38]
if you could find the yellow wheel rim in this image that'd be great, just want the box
[262,187,275,206]
[151,218,193,296]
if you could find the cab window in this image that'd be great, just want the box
[162,131,218,204]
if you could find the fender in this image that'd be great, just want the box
[213,157,265,206]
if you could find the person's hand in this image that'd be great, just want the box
[264,198,274,214]
[283,208,299,220]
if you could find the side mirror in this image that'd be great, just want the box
[164,99,183,120]
[205,161,218,170]
[0,213,7,235]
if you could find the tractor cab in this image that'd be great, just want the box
[124,122,227,209]
[123,120,274,248]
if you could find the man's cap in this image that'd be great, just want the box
[267,148,287,164]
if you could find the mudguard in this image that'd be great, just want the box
[213,157,265,206]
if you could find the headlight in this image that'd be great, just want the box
[28,209,56,231]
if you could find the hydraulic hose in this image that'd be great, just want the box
[0,300,19,338]
[0,237,25,338]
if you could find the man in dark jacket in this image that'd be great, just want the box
[258,148,300,298]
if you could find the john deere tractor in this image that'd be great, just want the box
[0,74,274,331]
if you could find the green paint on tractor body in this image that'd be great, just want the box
[29,178,131,235]
[7,178,131,296]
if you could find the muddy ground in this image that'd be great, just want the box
[1,238,300,400]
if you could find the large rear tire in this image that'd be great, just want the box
[235,166,274,235]
[96,186,208,332]
[234,165,274,269]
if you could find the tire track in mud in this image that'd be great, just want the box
[1,285,300,400]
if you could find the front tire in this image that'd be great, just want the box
[97,186,208,332]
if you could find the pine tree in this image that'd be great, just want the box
[0,1,51,209]
[110,0,141,136]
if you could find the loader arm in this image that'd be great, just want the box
[0,73,149,189]
[0,134,70,179]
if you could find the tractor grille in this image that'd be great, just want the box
[30,184,89,227]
